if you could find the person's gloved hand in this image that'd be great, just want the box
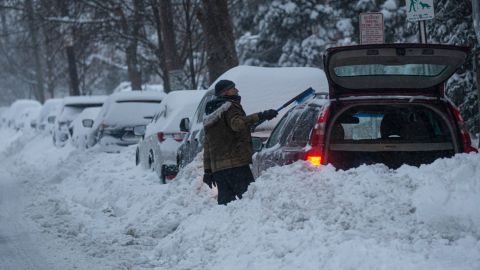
[203,169,215,188]
[259,109,278,121]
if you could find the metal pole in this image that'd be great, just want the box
[418,20,427,43]
[472,0,480,145]
[475,51,480,146]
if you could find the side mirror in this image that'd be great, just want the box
[82,119,94,128]
[47,116,56,124]
[133,125,146,136]
[251,137,264,152]
[179,117,190,132]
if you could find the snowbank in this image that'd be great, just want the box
[1,128,479,269]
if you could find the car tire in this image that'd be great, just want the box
[135,148,140,166]
[148,150,154,170]
[160,165,167,185]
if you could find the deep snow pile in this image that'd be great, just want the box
[1,129,480,270]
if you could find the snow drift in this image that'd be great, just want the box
[0,128,479,270]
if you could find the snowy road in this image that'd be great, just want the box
[0,168,53,270]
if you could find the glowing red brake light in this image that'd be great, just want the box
[304,105,330,165]
[306,155,322,166]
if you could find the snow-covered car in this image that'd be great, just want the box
[70,107,101,149]
[14,106,41,130]
[1,99,41,129]
[136,90,207,183]
[37,98,63,131]
[91,91,165,151]
[252,43,478,176]
[176,65,328,170]
[53,96,106,147]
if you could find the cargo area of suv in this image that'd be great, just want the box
[325,103,458,169]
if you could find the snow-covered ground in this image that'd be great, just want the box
[1,128,480,270]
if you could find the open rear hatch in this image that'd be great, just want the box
[324,44,469,98]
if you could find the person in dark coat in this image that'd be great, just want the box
[202,79,278,205]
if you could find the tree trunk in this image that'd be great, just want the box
[57,0,80,96]
[159,0,183,91]
[25,0,45,103]
[126,43,142,90]
[117,1,143,91]
[42,22,55,99]
[183,0,197,89]
[196,0,238,84]
[151,0,171,92]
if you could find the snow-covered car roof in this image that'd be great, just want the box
[93,91,165,128]
[63,95,107,106]
[209,65,328,130]
[2,99,42,122]
[146,90,207,136]
[109,91,165,102]
[113,82,165,93]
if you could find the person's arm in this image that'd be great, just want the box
[226,107,260,132]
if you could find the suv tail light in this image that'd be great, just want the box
[448,103,477,153]
[306,155,322,166]
[157,132,186,143]
[305,105,331,165]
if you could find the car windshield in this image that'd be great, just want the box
[334,64,447,77]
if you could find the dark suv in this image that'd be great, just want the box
[252,44,477,176]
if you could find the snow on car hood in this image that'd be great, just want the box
[1,129,480,270]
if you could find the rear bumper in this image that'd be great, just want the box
[162,164,179,180]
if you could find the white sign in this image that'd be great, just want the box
[406,0,435,22]
[359,13,384,44]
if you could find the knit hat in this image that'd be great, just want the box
[214,80,235,96]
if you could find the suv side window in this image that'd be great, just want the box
[265,109,292,148]
[266,108,298,148]
[278,110,303,146]
[285,107,321,147]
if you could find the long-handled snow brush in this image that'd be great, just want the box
[251,87,316,132]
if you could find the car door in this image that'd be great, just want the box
[280,106,321,165]
[252,110,291,177]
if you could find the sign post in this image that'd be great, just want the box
[406,0,435,43]
[471,0,480,145]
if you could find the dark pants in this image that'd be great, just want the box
[213,165,254,205]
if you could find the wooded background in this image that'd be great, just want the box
[0,0,478,133]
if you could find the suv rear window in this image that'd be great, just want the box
[334,64,447,77]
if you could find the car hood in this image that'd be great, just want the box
[324,43,469,98]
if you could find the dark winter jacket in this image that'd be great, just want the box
[203,96,260,173]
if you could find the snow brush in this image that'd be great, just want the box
[251,87,316,132]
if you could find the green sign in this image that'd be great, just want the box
[406,0,435,21]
